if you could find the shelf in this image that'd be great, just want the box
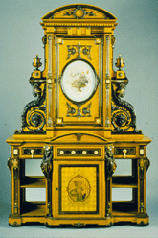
[21,202,46,217]
[112,202,138,217]
[112,176,137,188]
[20,176,46,188]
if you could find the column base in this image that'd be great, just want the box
[137,213,149,226]
[9,214,22,227]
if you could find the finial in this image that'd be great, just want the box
[32,55,42,70]
[115,55,125,70]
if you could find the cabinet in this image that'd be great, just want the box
[6,4,151,227]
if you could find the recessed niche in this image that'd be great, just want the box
[25,159,43,176]
[112,188,133,202]
[26,188,46,202]
[114,159,132,176]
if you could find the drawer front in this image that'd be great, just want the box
[55,147,103,159]
[20,147,45,158]
[57,148,101,156]
[23,148,44,155]
[114,147,136,157]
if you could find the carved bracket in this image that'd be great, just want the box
[41,146,53,179]
[112,82,137,132]
[8,157,19,179]
[20,84,46,132]
[8,157,19,215]
[104,145,116,218]
[104,146,117,179]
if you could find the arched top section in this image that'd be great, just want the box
[42,4,117,21]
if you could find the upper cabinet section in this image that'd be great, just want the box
[16,4,140,138]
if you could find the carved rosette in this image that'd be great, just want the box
[112,82,136,132]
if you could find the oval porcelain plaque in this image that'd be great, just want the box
[61,60,97,103]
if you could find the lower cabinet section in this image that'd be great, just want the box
[8,141,150,227]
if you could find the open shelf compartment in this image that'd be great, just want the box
[112,176,138,188]
[21,202,46,217]
[20,176,46,188]
[112,201,138,217]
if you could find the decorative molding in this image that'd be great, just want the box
[43,23,113,27]
[105,36,111,127]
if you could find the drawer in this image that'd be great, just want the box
[20,147,45,158]
[57,148,101,156]
[114,147,136,157]
[55,146,103,160]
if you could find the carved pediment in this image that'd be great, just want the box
[42,4,116,20]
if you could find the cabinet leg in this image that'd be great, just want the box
[9,215,22,227]
[137,214,149,226]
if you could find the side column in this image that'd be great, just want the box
[104,145,117,226]
[137,157,150,226]
[41,146,53,225]
[8,152,21,226]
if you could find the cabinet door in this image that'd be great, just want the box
[53,161,105,219]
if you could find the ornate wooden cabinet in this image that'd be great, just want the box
[6,4,151,227]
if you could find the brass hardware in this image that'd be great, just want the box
[13,149,18,155]
[31,149,34,158]
[123,149,127,158]
[140,149,144,155]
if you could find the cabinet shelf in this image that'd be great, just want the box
[20,176,46,188]
[112,176,138,188]
[21,202,46,217]
[112,202,138,217]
